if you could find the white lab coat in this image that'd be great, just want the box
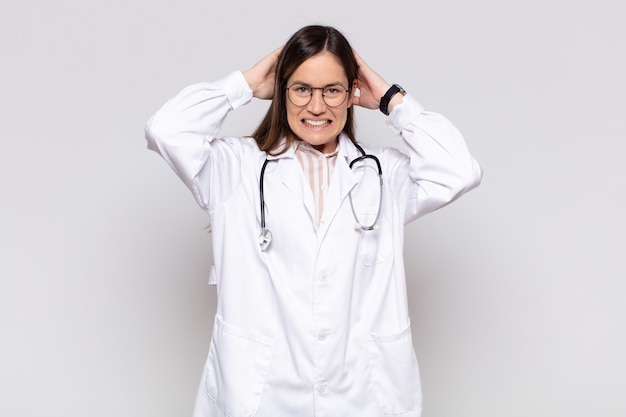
[145,71,482,417]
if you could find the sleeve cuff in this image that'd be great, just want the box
[385,95,426,134]
[216,71,254,110]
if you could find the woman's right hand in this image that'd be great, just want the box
[242,47,283,100]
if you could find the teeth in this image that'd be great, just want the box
[304,120,328,127]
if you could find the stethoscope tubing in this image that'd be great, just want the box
[259,141,382,250]
[260,158,270,231]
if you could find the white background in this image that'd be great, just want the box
[1,0,625,416]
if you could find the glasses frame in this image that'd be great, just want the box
[285,83,351,108]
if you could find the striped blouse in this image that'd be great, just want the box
[295,141,339,226]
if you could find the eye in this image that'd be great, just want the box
[324,86,341,96]
[293,85,311,95]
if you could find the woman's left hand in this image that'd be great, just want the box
[351,50,403,113]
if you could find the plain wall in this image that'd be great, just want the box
[1,0,625,416]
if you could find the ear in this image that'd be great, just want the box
[347,80,358,108]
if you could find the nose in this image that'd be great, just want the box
[307,88,326,113]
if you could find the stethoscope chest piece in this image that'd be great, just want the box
[259,228,272,251]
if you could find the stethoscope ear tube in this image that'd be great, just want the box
[349,169,383,231]
[350,143,382,174]
[349,143,383,231]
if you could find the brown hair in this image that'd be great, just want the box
[251,25,358,155]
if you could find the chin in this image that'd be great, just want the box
[303,137,338,153]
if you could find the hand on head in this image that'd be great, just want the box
[243,47,283,100]
[351,50,392,110]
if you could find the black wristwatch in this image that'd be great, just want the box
[379,84,407,115]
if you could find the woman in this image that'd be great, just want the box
[145,25,481,417]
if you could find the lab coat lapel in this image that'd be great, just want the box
[281,160,316,224]
[268,143,317,227]
[318,136,358,238]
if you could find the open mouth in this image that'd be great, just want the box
[303,119,330,128]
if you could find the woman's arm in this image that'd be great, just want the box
[352,50,482,222]
[386,97,483,223]
[144,71,253,211]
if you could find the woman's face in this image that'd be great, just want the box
[285,52,353,153]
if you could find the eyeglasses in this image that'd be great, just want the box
[286,83,350,107]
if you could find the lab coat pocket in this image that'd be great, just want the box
[357,208,390,266]
[366,322,422,415]
[204,315,275,417]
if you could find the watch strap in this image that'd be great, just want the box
[379,84,406,115]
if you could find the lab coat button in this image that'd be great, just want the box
[319,273,328,282]
[317,329,330,341]
[316,383,328,393]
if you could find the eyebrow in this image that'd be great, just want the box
[289,81,348,88]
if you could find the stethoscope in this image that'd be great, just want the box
[258,142,382,251]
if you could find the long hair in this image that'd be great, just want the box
[251,25,358,155]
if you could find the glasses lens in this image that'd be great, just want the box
[288,85,312,106]
[322,86,347,107]
[287,84,348,107]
